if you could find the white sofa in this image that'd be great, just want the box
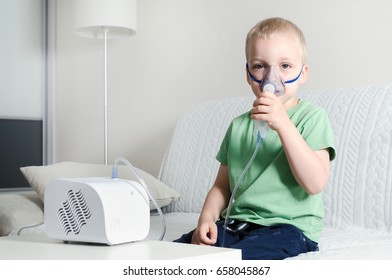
[1,84,392,259]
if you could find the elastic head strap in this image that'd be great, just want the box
[284,65,304,84]
[246,63,262,84]
[246,63,304,84]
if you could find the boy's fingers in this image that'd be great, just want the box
[208,226,218,244]
[199,225,217,245]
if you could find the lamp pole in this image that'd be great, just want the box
[71,0,137,165]
[103,28,108,165]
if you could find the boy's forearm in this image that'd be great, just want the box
[198,185,230,224]
[198,164,231,224]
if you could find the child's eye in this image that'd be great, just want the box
[253,64,265,70]
[281,63,291,70]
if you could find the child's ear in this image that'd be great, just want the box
[299,64,309,85]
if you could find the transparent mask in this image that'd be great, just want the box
[246,63,303,96]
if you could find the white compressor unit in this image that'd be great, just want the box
[44,177,150,245]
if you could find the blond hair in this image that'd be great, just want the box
[245,17,307,63]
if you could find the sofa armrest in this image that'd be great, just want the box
[0,191,43,236]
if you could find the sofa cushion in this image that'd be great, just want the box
[289,226,392,259]
[20,161,180,210]
[298,84,392,231]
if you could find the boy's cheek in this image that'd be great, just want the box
[250,84,263,97]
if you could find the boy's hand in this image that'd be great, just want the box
[191,220,218,245]
[251,91,291,132]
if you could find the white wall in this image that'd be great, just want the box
[55,0,392,176]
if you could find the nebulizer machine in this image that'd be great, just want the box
[44,157,166,245]
[220,63,303,246]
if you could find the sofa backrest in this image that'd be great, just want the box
[159,96,252,213]
[159,84,392,230]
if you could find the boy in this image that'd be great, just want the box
[174,17,335,260]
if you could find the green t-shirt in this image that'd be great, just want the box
[216,99,336,242]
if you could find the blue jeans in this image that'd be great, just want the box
[173,221,318,260]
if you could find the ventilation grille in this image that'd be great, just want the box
[57,189,91,235]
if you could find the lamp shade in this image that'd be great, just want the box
[72,0,137,39]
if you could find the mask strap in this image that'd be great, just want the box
[246,63,262,84]
[246,63,304,85]
[284,65,304,84]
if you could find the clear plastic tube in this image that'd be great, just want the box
[16,222,44,236]
[112,156,166,241]
[220,83,274,247]
[220,132,262,246]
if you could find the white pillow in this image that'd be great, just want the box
[20,161,180,210]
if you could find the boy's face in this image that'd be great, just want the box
[246,32,308,105]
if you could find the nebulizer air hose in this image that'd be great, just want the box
[220,84,275,247]
[111,156,166,241]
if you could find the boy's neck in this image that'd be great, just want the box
[284,97,300,111]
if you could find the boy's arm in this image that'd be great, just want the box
[192,164,231,245]
[277,124,330,195]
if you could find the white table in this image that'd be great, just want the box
[0,233,241,260]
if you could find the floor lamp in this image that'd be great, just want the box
[71,0,137,165]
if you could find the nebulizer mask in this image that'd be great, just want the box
[246,63,303,138]
[219,64,303,247]
[248,63,285,96]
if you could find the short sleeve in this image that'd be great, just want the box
[299,108,336,161]
[216,122,234,165]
